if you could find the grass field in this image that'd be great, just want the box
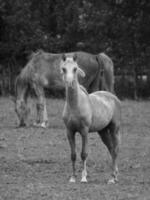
[0,98,150,200]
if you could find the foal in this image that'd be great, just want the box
[61,54,121,183]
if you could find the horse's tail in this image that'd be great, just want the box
[86,55,104,93]
[96,53,114,93]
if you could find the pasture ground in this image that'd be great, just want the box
[0,98,150,200]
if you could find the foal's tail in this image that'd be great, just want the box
[96,53,114,93]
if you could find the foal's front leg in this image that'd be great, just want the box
[67,129,76,183]
[80,128,88,183]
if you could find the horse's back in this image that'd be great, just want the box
[90,91,120,105]
[19,50,112,92]
[90,91,121,114]
[66,51,98,71]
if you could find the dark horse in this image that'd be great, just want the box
[14,50,114,127]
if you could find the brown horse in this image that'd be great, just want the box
[14,50,114,127]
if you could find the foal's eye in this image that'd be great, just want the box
[62,68,66,73]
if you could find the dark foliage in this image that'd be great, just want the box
[0,0,150,98]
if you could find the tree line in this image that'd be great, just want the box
[0,0,150,98]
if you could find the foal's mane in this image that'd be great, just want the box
[79,85,88,95]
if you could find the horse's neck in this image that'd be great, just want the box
[66,81,80,109]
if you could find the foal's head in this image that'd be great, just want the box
[60,54,85,87]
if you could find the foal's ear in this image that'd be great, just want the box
[62,54,66,61]
[78,67,85,77]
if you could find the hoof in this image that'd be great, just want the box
[19,123,26,127]
[107,178,118,184]
[41,122,47,128]
[69,176,76,183]
[33,122,48,128]
[81,176,87,183]
[33,122,40,127]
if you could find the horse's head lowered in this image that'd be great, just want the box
[14,98,30,127]
[60,54,85,87]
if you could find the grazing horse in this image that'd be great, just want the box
[61,54,121,183]
[15,50,114,127]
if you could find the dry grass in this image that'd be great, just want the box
[0,98,149,199]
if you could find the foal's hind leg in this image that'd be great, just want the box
[98,122,120,183]
[109,123,120,184]
[80,128,88,183]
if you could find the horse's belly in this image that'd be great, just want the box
[89,94,114,131]
[90,111,111,132]
[46,76,64,89]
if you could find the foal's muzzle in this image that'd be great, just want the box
[66,79,75,88]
